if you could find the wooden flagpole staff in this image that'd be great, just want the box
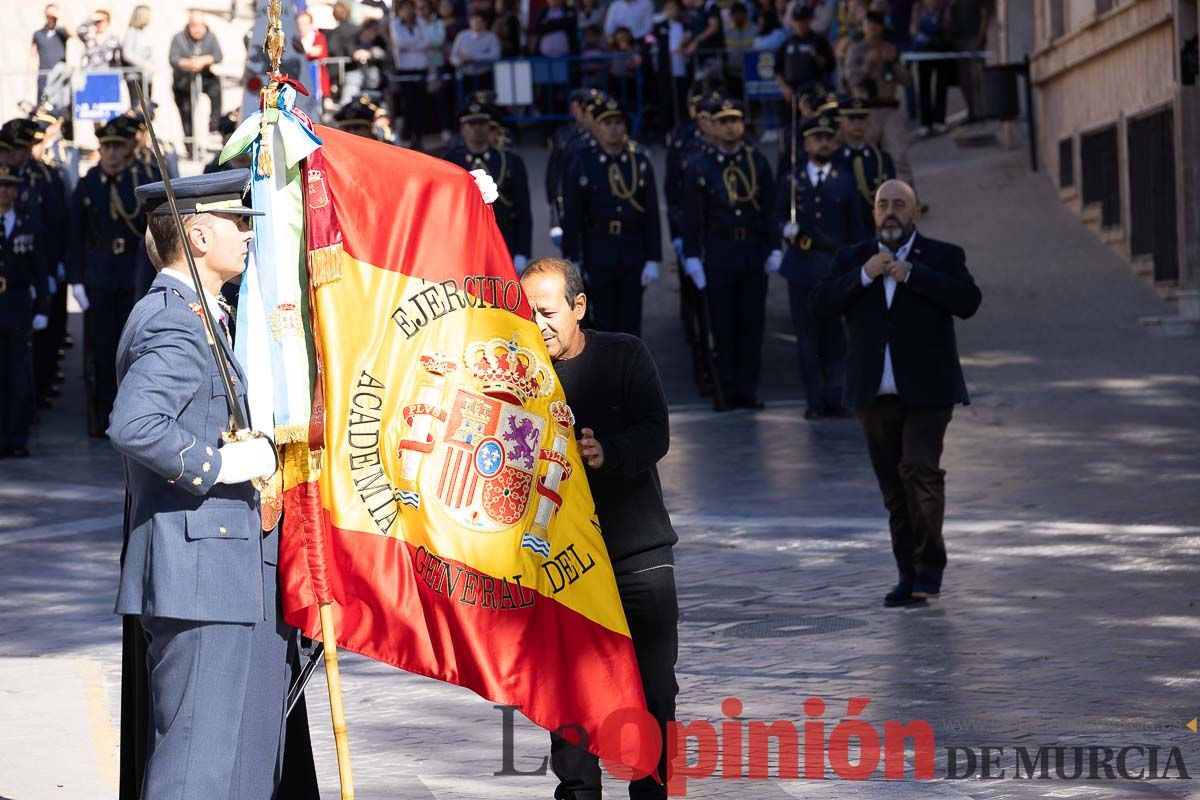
[257,1,355,796]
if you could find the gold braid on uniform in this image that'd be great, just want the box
[853,144,885,207]
[110,175,146,236]
[606,141,644,213]
[722,148,760,211]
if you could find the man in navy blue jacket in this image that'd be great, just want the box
[812,179,981,606]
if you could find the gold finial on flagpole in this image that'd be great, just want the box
[256,0,284,177]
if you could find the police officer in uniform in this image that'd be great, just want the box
[834,95,896,231]
[0,165,50,457]
[546,89,595,249]
[443,98,532,272]
[127,102,177,181]
[560,97,661,336]
[1,118,65,408]
[67,116,152,437]
[769,113,867,419]
[333,95,383,139]
[682,98,775,410]
[110,168,287,799]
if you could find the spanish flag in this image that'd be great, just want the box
[280,126,648,768]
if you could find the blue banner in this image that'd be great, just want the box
[744,51,783,100]
[74,71,124,122]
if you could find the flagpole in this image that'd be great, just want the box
[258,1,355,796]
[320,604,354,799]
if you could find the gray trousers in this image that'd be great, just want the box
[140,563,289,800]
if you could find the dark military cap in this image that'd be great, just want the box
[0,128,14,152]
[125,100,159,130]
[802,114,837,137]
[697,91,725,117]
[468,89,498,107]
[215,111,240,138]
[569,88,594,106]
[837,95,870,117]
[592,97,625,123]
[0,165,20,184]
[584,91,613,119]
[135,168,264,217]
[2,118,44,147]
[687,84,709,108]
[711,98,744,120]
[334,95,378,129]
[459,99,494,124]
[96,116,137,144]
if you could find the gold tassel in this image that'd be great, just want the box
[309,242,344,287]
[256,85,274,178]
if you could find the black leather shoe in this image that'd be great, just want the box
[884,581,924,607]
[803,407,823,420]
[736,395,765,410]
[911,573,942,600]
[713,397,735,412]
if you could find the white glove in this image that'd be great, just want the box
[32,314,49,331]
[641,261,660,287]
[47,275,58,295]
[216,435,278,485]
[684,257,706,290]
[28,286,37,301]
[549,226,563,248]
[513,254,528,273]
[765,250,783,273]
[671,237,684,261]
[56,263,66,282]
[782,222,799,241]
[70,284,90,311]
[469,169,498,204]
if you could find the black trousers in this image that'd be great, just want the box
[84,287,136,437]
[857,397,952,579]
[786,279,846,411]
[706,250,768,402]
[0,327,33,449]
[917,59,950,127]
[589,269,645,337]
[551,565,679,800]
[392,69,427,146]
[173,71,222,144]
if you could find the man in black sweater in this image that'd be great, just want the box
[812,180,981,607]
[521,257,678,800]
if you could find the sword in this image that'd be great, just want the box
[789,93,798,226]
[287,643,325,717]
[130,81,249,434]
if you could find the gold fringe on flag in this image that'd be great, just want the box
[256,93,274,178]
[309,242,345,287]
[274,424,311,445]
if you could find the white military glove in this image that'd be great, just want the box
[56,263,66,282]
[32,314,49,331]
[47,275,57,295]
[513,254,528,273]
[683,257,706,290]
[765,250,783,273]
[70,284,90,311]
[782,222,799,241]
[469,169,498,204]
[641,261,660,287]
[671,237,684,262]
[549,226,563,248]
[28,286,37,301]
[215,435,278,485]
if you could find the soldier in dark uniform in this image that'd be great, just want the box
[682,98,775,410]
[67,116,152,437]
[833,95,896,231]
[560,97,661,336]
[666,88,719,394]
[127,102,177,181]
[2,118,65,408]
[333,95,383,139]
[442,99,532,271]
[545,88,593,248]
[771,113,867,419]
[0,165,50,457]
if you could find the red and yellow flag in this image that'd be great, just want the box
[280,126,647,766]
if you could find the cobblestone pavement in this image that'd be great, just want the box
[2,132,1200,799]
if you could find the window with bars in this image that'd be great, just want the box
[1080,125,1120,228]
[1058,138,1074,189]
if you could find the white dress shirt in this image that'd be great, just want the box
[161,268,227,326]
[806,161,831,188]
[860,230,916,397]
[603,0,653,39]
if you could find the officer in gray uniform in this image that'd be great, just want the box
[108,169,287,800]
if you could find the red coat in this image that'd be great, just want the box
[304,30,332,98]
